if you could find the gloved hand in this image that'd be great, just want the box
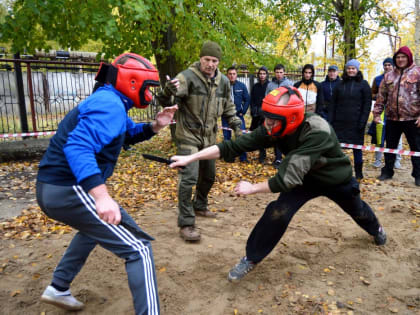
[163,75,179,96]
[235,128,243,138]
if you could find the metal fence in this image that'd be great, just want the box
[0,58,159,139]
[0,57,326,140]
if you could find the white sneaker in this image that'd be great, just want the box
[394,161,401,169]
[40,285,84,311]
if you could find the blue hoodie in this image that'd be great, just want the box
[37,84,155,192]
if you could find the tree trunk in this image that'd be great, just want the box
[415,0,420,65]
[151,25,182,85]
[343,25,356,62]
[151,24,180,142]
[386,26,395,54]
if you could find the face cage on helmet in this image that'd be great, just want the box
[139,80,160,108]
[262,111,287,137]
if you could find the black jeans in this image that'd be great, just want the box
[382,120,420,179]
[246,178,381,263]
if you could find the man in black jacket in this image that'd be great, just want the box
[321,65,341,120]
[250,66,269,163]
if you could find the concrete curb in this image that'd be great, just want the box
[0,139,50,162]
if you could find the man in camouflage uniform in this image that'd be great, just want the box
[374,46,420,186]
[157,41,242,241]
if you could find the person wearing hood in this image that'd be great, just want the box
[265,64,293,168]
[250,66,269,163]
[321,65,341,120]
[329,59,372,180]
[368,57,402,169]
[373,46,420,186]
[293,64,324,116]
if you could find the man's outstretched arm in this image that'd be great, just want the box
[169,145,272,195]
[169,145,221,168]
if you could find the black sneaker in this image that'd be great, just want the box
[377,173,392,181]
[415,177,420,187]
[374,226,387,245]
[228,256,256,282]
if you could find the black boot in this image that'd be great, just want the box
[354,162,363,180]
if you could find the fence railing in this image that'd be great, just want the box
[0,58,326,140]
[0,58,159,139]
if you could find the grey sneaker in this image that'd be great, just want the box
[374,226,387,246]
[372,160,382,168]
[40,285,84,311]
[394,161,401,169]
[228,256,256,282]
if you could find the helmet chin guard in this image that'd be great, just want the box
[262,86,304,137]
[95,53,160,108]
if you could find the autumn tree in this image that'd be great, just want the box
[0,0,288,82]
[273,0,397,62]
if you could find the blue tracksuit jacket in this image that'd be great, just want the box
[37,84,155,192]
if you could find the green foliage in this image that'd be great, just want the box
[272,0,397,61]
[0,0,293,72]
[0,0,398,72]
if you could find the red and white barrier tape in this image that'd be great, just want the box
[340,143,420,157]
[1,127,419,157]
[0,131,56,138]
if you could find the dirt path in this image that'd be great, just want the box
[0,154,419,315]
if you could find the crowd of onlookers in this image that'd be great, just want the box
[224,46,420,187]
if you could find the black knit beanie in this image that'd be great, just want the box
[200,41,222,60]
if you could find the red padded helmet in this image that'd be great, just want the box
[262,86,304,137]
[95,53,160,108]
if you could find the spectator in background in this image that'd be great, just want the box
[222,66,250,162]
[329,59,372,180]
[374,46,420,187]
[250,66,269,164]
[321,65,341,120]
[293,64,324,115]
[266,64,293,168]
[369,57,402,168]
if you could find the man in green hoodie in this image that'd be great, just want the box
[157,41,242,241]
[169,86,386,281]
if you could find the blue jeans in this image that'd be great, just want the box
[222,115,247,161]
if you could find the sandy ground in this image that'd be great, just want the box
[0,153,419,315]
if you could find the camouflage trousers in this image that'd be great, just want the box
[176,143,216,227]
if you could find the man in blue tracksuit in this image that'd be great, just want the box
[36,53,177,314]
[222,66,250,162]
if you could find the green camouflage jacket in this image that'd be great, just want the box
[217,113,353,193]
[157,62,242,148]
